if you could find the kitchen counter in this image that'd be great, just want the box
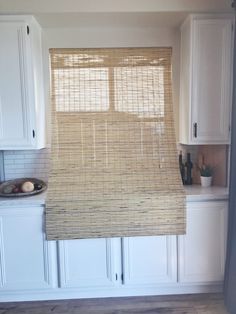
[184,185,228,202]
[0,185,229,206]
[0,191,47,206]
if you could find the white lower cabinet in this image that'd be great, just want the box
[0,206,56,291]
[122,236,177,285]
[57,201,227,291]
[178,201,228,283]
[57,235,177,290]
[0,198,228,301]
[58,238,121,288]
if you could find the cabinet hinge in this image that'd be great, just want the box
[32,130,35,138]
[115,273,118,281]
[27,25,30,35]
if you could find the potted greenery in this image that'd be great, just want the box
[198,164,214,187]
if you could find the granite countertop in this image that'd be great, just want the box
[0,185,229,206]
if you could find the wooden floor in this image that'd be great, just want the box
[0,293,228,314]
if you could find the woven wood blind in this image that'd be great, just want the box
[46,48,186,240]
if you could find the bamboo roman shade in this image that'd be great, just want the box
[46,48,186,240]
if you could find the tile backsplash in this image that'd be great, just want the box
[1,144,228,186]
[4,146,194,184]
[3,149,50,182]
[178,144,198,165]
[178,144,228,186]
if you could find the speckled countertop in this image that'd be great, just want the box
[0,185,228,206]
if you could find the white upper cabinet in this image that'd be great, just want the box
[179,15,234,144]
[0,16,45,149]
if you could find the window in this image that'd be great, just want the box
[55,68,109,112]
[53,50,166,118]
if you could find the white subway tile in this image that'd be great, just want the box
[3,148,49,181]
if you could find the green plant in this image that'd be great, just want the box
[197,164,214,177]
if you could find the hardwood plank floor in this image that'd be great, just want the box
[0,293,228,314]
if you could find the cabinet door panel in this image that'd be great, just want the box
[178,201,227,283]
[0,207,55,290]
[0,16,45,150]
[58,238,119,288]
[191,19,232,143]
[0,22,33,148]
[122,236,177,285]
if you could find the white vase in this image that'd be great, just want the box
[200,176,212,187]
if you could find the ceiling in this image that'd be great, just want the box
[0,0,233,13]
[0,0,233,29]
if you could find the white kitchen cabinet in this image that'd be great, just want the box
[57,201,227,290]
[179,15,234,144]
[178,201,228,283]
[58,238,121,288]
[0,205,56,291]
[0,16,45,149]
[58,236,177,289]
[122,236,177,285]
[0,192,229,301]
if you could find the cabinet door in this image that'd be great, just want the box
[58,238,120,288]
[0,21,35,148]
[191,19,233,144]
[122,236,177,285]
[178,201,227,283]
[0,206,56,290]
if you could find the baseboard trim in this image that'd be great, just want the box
[0,283,223,302]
